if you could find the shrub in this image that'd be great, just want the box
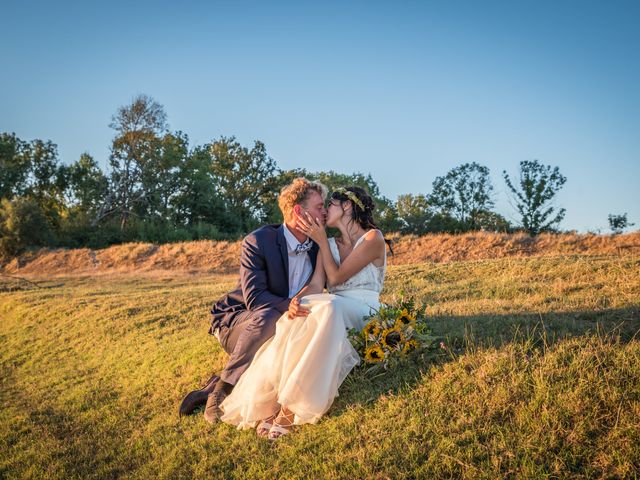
[0,197,54,258]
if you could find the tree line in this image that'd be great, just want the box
[1,94,597,259]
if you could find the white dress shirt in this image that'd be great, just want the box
[283,224,313,298]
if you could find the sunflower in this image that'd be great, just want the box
[380,328,405,349]
[402,338,420,354]
[393,318,410,331]
[362,320,381,338]
[364,344,386,363]
[396,308,416,327]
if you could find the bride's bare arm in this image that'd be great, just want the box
[298,250,327,296]
[287,250,327,319]
[319,230,384,287]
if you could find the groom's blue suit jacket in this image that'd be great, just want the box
[209,224,319,334]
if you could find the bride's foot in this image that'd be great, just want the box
[256,414,277,438]
[268,408,295,441]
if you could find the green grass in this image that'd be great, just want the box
[1,254,639,479]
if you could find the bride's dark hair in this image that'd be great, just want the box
[331,186,394,254]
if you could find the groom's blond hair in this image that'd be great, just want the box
[279,178,328,223]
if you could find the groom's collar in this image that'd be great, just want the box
[282,224,310,252]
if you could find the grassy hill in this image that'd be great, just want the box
[2,231,639,276]
[1,253,639,478]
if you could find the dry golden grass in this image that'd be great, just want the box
[1,240,242,276]
[388,230,640,264]
[2,231,639,277]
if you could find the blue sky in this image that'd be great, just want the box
[2,0,638,232]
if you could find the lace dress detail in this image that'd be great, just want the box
[327,232,386,294]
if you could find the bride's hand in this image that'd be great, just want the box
[287,296,310,319]
[297,212,327,244]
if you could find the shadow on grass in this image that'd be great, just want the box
[0,278,66,292]
[332,306,640,417]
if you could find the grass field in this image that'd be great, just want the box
[1,254,639,479]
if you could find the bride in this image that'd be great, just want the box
[219,186,389,440]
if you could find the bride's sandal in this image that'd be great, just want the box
[268,410,295,441]
[256,414,277,438]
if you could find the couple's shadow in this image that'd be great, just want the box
[328,306,640,417]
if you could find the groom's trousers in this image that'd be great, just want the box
[215,307,282,386]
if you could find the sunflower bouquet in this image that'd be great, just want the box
[348,294,436,372]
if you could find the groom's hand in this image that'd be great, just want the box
[287,297,310,319]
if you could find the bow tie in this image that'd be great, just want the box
[294,241,312,255]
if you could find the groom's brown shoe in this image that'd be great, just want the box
[203,381,233,424]
[179,374,220,417]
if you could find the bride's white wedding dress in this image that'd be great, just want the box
[220,232,386,429]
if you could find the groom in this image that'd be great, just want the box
[179,177,328,422]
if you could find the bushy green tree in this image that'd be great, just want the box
[396,194,431,235]
[66,153,109,217]
[503,160,567,235]
[137,131,189,222]
[0,133,31,199]
[53,153,110,247]
[474,210,513,232]
[171,145,237,236]
[0,197,53,258]
[209,136,279,233]
[0,134,68,229]
[428,162,495,230]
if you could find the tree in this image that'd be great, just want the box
[172,145,237,234]
[428,162,495,230]
[608,213,635,235]
[0,197,53,258]
[66,153,109,217]
[0,134,66,205]
[26,139,61,200]
[474,210,513,232]
[503,160,567,235]
[0,132,31,199]
[1,135,68,226]
[137,131,189,223]
[396,194,431,235]
[100,94,168,229]
[209,136,279,233]
[1,133,72,244]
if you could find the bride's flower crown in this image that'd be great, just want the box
[333,188,365,211]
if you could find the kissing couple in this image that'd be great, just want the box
[180,178,390,440]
